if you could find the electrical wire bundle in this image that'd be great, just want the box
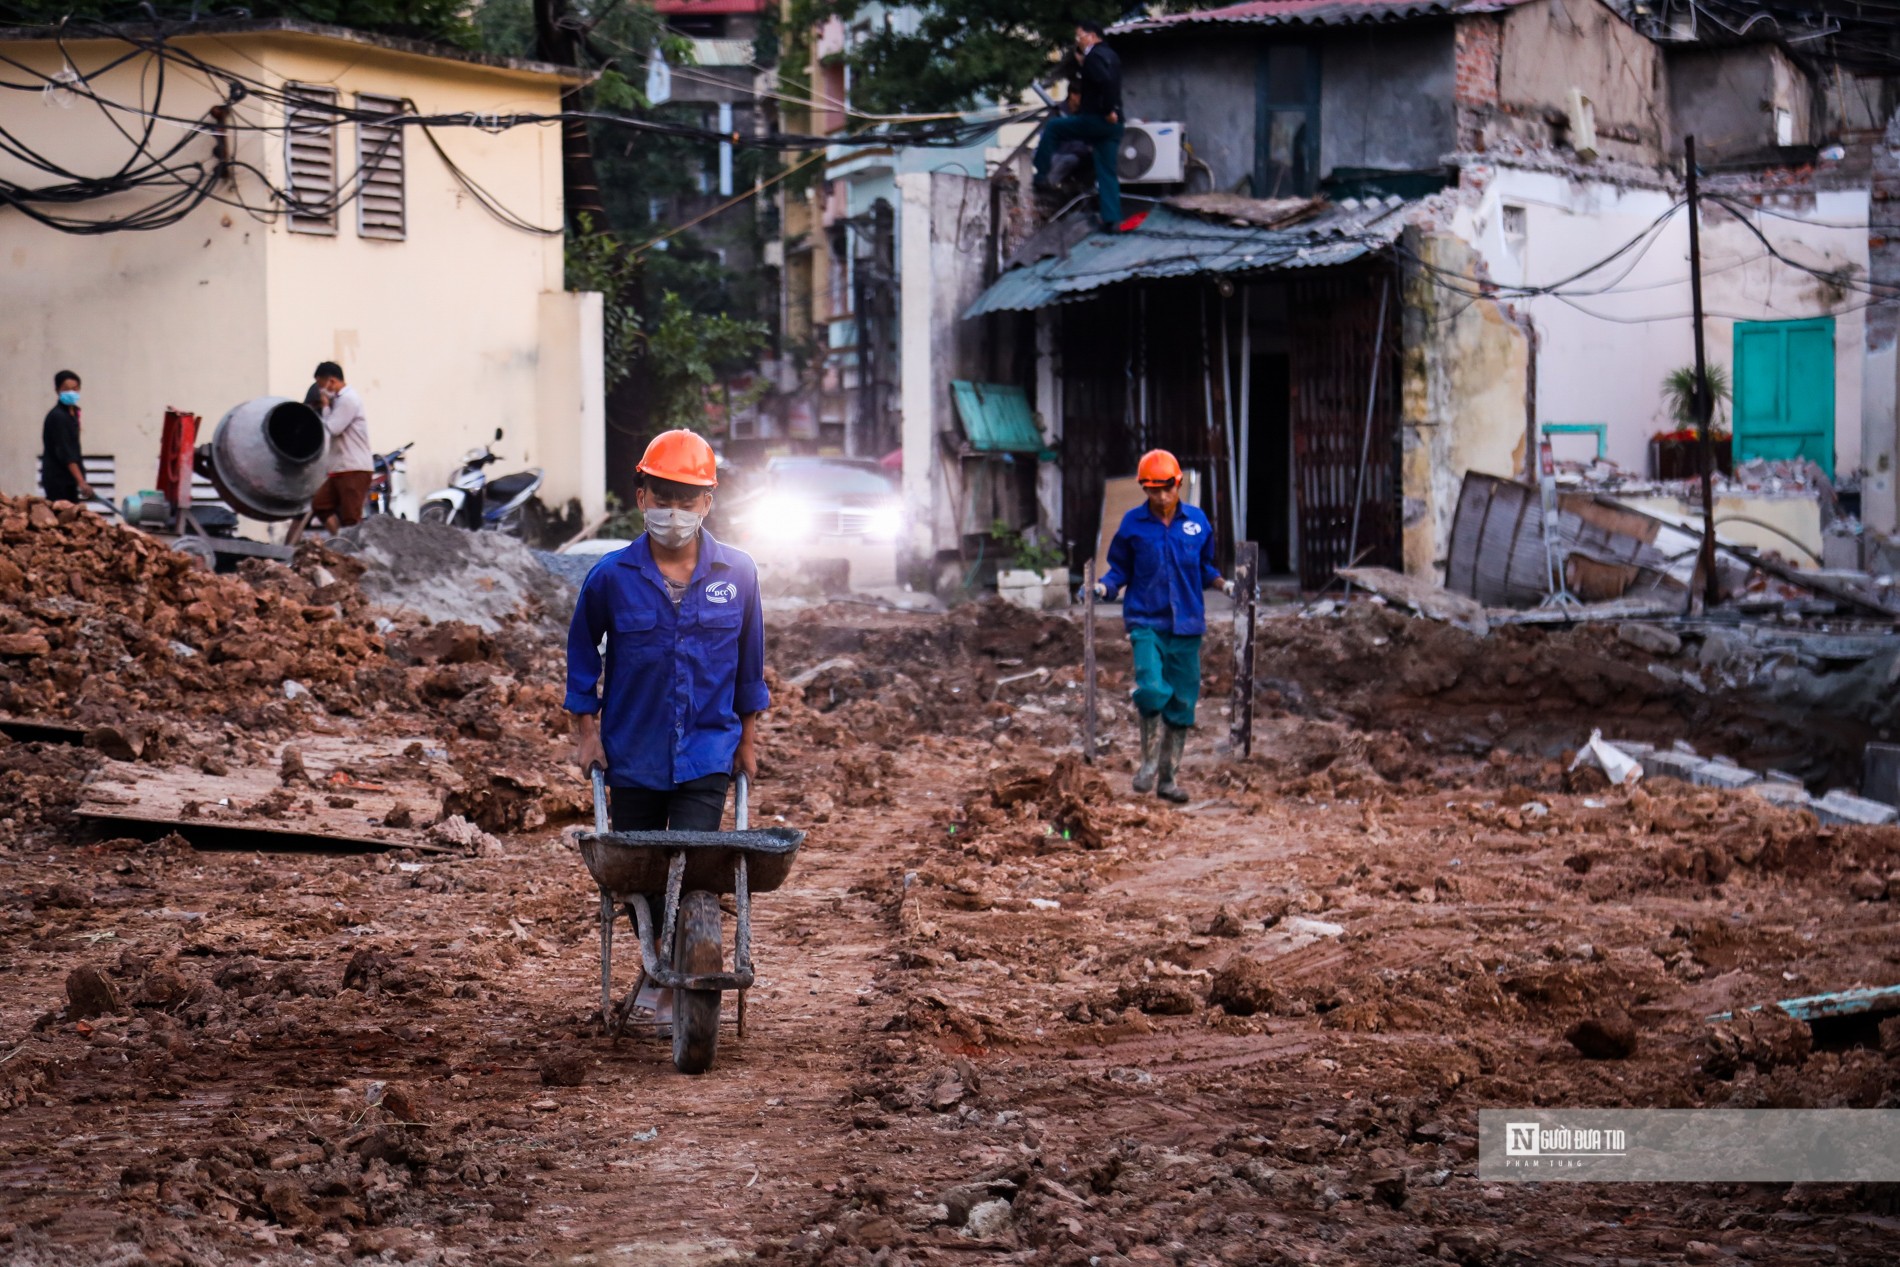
[0,14,1046,235]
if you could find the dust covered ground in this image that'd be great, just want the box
[2,498,1898,1265]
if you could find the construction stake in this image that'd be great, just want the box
[1082,560,1098,764]
[1229,541,1258,758]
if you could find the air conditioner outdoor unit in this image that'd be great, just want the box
[1118,121,1185,185]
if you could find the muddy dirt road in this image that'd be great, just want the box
[2,506,1898,1265]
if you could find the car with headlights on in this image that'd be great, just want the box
[725,456,902,589]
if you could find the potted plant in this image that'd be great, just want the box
[1651,365,1734,479]
[990,521,1070,610]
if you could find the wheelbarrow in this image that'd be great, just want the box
[579,768,804,1074]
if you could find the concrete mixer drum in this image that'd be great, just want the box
[196,397,330,521]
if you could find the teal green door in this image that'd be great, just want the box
[1732,317,1836,476]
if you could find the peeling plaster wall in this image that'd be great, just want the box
[897,169,997,564]
[1864,106,1900,534]
[1400,229,1533,580]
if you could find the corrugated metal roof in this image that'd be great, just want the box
[964,199,1414,318]
[952,381,1046,452]
[1113,0,1533,33]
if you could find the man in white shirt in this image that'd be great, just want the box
[310,360,372,531]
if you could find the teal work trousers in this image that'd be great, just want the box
[1128,626,1202,728]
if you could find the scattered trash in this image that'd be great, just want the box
[1026,897,1061,911]
[1569,729,1643,786]
[282,680,310,701]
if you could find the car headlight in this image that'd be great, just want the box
[755,494,811,537]
[866,504,902,540]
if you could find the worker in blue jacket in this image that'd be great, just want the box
[1094,449,1233,802]
[567,429,769,1023]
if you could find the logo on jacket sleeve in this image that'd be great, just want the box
[1182,520,1204,536]
[704,580,738,604]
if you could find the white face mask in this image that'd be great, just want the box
[645,507,704,549]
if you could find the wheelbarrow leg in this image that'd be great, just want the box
[734,853,751,1040]
[598,888,614,1027]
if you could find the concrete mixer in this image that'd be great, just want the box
[196,396,331,524]
[102,397,332,570]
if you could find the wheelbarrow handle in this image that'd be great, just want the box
[587,763,748,833]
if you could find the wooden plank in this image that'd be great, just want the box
[75,735,453,850]
[0,715,88,745]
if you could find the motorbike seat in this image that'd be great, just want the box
[486,471,538,503]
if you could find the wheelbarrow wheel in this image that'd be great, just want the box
[672,890,723,1074]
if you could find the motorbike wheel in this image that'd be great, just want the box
[418,500,454,526]
[671,891,723,1075]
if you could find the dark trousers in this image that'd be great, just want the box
[610,775,731,950]
[1033,113,1124,228]
[608,774,731,833]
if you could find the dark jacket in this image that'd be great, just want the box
[41,404,82,501]
[1075,42,1122,119]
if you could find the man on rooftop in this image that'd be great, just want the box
[1032,19,1125,232]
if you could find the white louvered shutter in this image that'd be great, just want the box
[285,86,338,234]
[355,95,406,241]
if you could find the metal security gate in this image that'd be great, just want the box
[1290,266,1402,590]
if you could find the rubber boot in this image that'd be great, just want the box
[1131,713,1162,793]
[1155,725,1191,803]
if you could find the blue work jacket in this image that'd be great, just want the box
[564,532,771,789]
[1099,502,1222,636]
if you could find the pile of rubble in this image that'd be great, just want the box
[0,501,585,849]
[0,497,386,725]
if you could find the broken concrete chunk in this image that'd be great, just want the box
[1750,782,1811,810]
[1693,762,1758,790]
[1644,751,1708,783]
[1811,789,1899,827]
[962,1198,1013,1240]
[1617,622,1682,657]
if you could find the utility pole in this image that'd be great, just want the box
[1684,136,1720,609]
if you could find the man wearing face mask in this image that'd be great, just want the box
[42,370,91,504]
[309,360,372,532]
[1094,449,1232,803]
[565,429,769,1025]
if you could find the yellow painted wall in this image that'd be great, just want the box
[0,29,604,521]
[0,38,270,498]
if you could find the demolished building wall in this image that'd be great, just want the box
[1439,166,1871,490]
[1490,0,1670,163]
[1667,44,1819,161]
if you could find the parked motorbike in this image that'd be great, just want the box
[366,442,415,519]
[418,432,543,537]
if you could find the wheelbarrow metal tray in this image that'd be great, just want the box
[579,827,803,896]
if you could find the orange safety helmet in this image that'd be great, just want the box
[637,429,719,488]
[1136,449,1182,488]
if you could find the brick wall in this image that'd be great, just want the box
[1453,15,1501,110]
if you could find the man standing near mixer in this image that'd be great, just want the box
[566,428,769,1025]
[310,360,372,531]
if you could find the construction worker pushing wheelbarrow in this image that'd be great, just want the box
[1094,449,1234,803]
[566,429,771,1043]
